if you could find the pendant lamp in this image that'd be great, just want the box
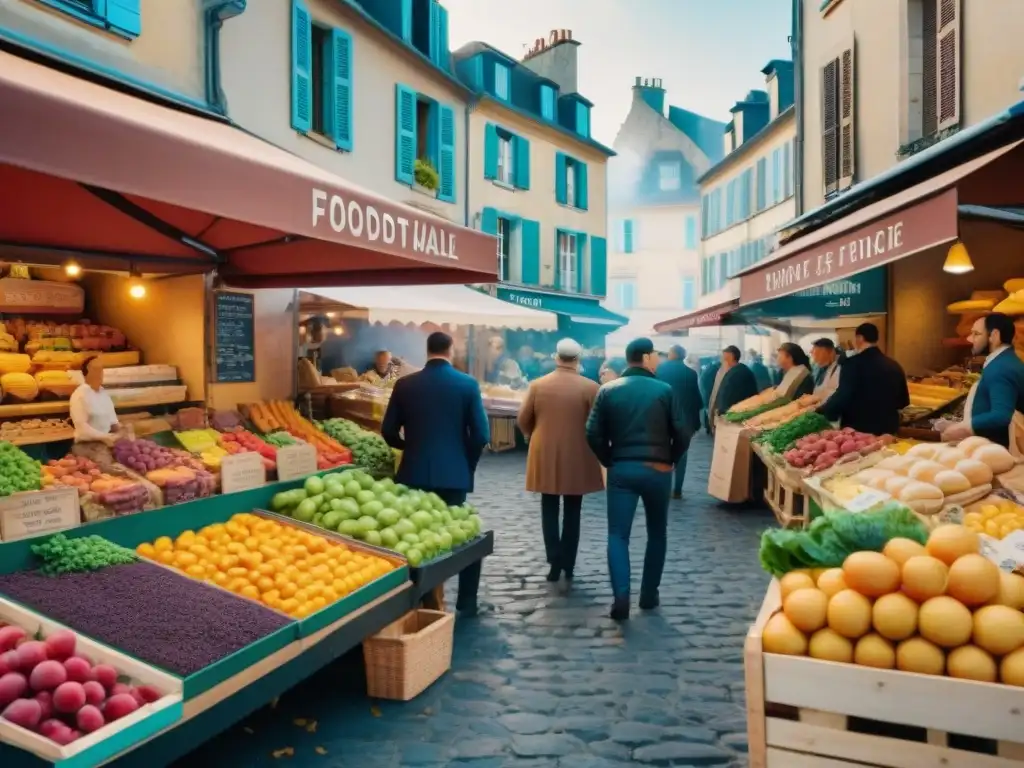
[943,241,974,274]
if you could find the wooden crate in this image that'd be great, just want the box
[488,415,517,452]
[745,582,1024,767]
[763,463,809,529]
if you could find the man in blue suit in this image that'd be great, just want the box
[656,345,703,499]
[941,313,1024,448]
[381,331,491,615]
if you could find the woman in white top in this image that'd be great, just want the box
[69,357,123,457]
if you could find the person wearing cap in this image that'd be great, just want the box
[811,338,841,401]
[586,337,691,621]
[656,345,703,499]
[518,339,604,585]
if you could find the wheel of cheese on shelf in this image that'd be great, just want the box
[947,298,996,313]
[0,352,31,375]
[0,372,39,401]
[993,289,1024,316]
[1005,278,1024,294]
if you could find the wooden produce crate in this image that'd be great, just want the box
[363,609,454,701]
[745,581,1024,767]
[753,445,809,529]
[487,415,517,453]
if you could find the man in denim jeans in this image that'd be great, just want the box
[586,338,691,621]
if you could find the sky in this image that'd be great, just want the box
[444,0,794,146]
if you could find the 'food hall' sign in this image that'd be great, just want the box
[739,188,958,305]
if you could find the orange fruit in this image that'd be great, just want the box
[296,573,314,589]
[280,598,299,614]
[153,536,173,552]
[220,555,240,570]
[211,571,229,586]
[257,576,276,592]
[185,564,206,579]
[174,551,198,567]
[240,584,260,600]
[310,596,327,611]
[157,550,175,565]
[322,588,339,603]
[279,582,298,599]
[294,603,313,618]
[227,577,249,593]
[226,567,248,579]
[226,541,245,555]
[136,543,156,559]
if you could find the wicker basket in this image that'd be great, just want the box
[363,609,454,701]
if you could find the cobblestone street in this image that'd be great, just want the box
[180,434,774,767]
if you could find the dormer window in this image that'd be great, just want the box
[658,162,681,191]
[540,85,555,120]
[576,102,590,137]
[495,62,510,101]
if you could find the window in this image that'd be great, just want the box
[784,140,793,198]
[756,157,768,211]
[292,7,353,151]
[497,134,513,185]
[916,0,960,139]
[540,85,555,120]
[681,277,695,310]
[395,84,456,202]
[658,162,681,191]
[558,232,578,292]
[576,102,590,137]
[684,216,697,250]
[616,282,637,311]
[411,0,450,66]
[771,148,782,204]
[718,255,729,286]
[622,219,634,253]
[485,123,530,190]
[496,217,512,282]
[822,43,855,197]
[495,62,510,101]
[556,153,588,209]
[310,25,329,136]
[42,0,141,37]
[738,169,752,220]
[725,179,736,226]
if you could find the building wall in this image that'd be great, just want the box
[468,99,608,292]
[800,0,1024,212]
[0,0,206,105]
[220,0,468,223]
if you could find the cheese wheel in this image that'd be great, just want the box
[899,480,944,503]
[993,298,1024,316]
[947,299,996,313]
[908,460,946,484]
[932,470,971,495]
[954,458,994,487]
[973,444,1016,475]
[957,436,992,456]
[935,448,967,468]
[906,443,940,460]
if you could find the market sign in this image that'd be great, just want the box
[0,487,79,542]
[0,278,84,314]
[275,442,318,481]
[493,286,545,309]
[739,188,958,306]
[213,291,256,384]
[220,451,266,495]
[654,300,740,332]
[741,267,887,319]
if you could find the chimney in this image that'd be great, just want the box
[730,90,769,147]
[520,28,580,94]
[761,60,795,121]
[633,76,666,116]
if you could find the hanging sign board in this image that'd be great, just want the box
[220,451,266,495]
[275,442,319,481]
[0,278,84,314]
[0,488,80,542]
[213,291,256,383]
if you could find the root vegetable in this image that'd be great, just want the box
[29,660,67,691]
[2,697,42,730]
[52,681,86,713]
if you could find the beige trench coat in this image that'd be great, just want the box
[517,365,604,496]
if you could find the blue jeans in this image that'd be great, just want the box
[673,451,688,496]
[606,461,671,601]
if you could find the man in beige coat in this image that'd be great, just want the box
[517,338,604,584]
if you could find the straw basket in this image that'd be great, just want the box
[363,609,454,701]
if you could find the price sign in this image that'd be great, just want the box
[843,488,891,514]
[220,452,266,495]
[275,442,318,481]
[0,488,80,542]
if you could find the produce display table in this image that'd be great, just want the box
[409,530,494,601]
[751,443,809,528]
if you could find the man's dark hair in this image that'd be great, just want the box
[81,356,98,378]
[855,323,879,344]
[779,342,810,368]
[625,337,654,364]
[426,331,453,356]
[812,338,836,350]
[984,312,1016,347]
[668,344,686,360]
[723,346,741,363]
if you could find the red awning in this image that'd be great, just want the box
[653,300,740,333]
[0,51,497,288]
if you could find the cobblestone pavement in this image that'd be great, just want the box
[180,434,774,767]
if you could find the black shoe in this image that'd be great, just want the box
[546,565,561,582]
[563,568,573,582]
[639,593,660,611]
[671,492,682,500]
[609,598,630,621]
[457,602,479,617]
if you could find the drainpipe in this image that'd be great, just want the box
[203,0,247,115]
[792,0,805,215]
[464,98,476,228]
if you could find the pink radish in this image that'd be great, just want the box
[2,698,42,730]
[43,631,76,662]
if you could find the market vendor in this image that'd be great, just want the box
[708,346,758,433]
[772,343,814,400]
[811,338,841,401]
[516,345,541,382]
[70,357,123,453]
[485,337,526,388]
[360,350,400,386]
[940,313,1024,449]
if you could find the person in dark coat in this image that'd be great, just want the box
[381,331,490,615]
[747,350,773,392]
[699,358,720,434]
[818,323,909,436]
[586,338,691,622]
[656,345,703,499]
[710,346,759,428]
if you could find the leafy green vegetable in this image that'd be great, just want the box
[827,503,928,551]
[31,533,138,575]
[754,412,833,453]
[319,418,396,476]
[724,397,790,423]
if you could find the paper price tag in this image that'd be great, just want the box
[276,442,318,481]
[220,451,266,495]
[0,487,80,542]
[843,488,891,514]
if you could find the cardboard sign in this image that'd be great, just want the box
[0,488,80,542]
[708,423,751,502]
[843,488,891,513]
[220,451,266,495]
[275,442,318,481]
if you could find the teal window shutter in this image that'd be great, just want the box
[576,103,589,137]
[623,219,634,253]
[772,148,782,203]
[434,2,449,70]
[394,84,417,185]
[520,219,540,285]
[684,216,696,250]
[328,29,353,151]
[290,0,312,133]
[540,86,554,120]
[576,162,588,210]
[553,230,563,289]
[590,236,607,297]
[437,104,456,203]
[400,0,412,41]
[555,153,567,204]
[484,123,499,180]
[575,234,587,293]
[756,157,767,211]
[105,0,141,36]
[481,207,498,234]
[682,276,695,309]
[494,63,510,100]
[514,136,530,190]
[784,140,793,198]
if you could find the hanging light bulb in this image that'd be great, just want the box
[325,311,336,319]
[127,266,146,299]
[332,326,343,336]
[943,241,974,274]
[63,260,82,277]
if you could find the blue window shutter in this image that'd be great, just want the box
[105,0,141,37]
[520,219,540,285]
[623,219,633,253]
[481,207,498,234]
[437,104,456,203]
[590,236,607,297]
[400,0,413,40]
[555,153,567,204]
[328,29,353,151]
[575,234,587,293]
[434,2,449,70]
[576,103,589,137]
[514,135,530,190]
[484,123,498,180]
[756,157,767,211]
[576,162,588,210]
[684,216,696,250]
[540,86,554,120]
[394,84,417,185]
[784,140,793,197]
[290,0,312,133]
[554,230,563,289]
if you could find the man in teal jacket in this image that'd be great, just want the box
[656,345,703,499]
[942,313,1024,447]
[586,338,691,621]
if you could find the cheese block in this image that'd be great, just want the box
[947,298,995,313]
[1004,278,1024,294]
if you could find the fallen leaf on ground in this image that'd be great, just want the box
[371,705,382,718]
[293,718,307,727]
[271,747,295,759]
[315,747,328,755]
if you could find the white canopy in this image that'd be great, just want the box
[301,285,557,331]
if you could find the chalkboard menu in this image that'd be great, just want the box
[213,291,256,383]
